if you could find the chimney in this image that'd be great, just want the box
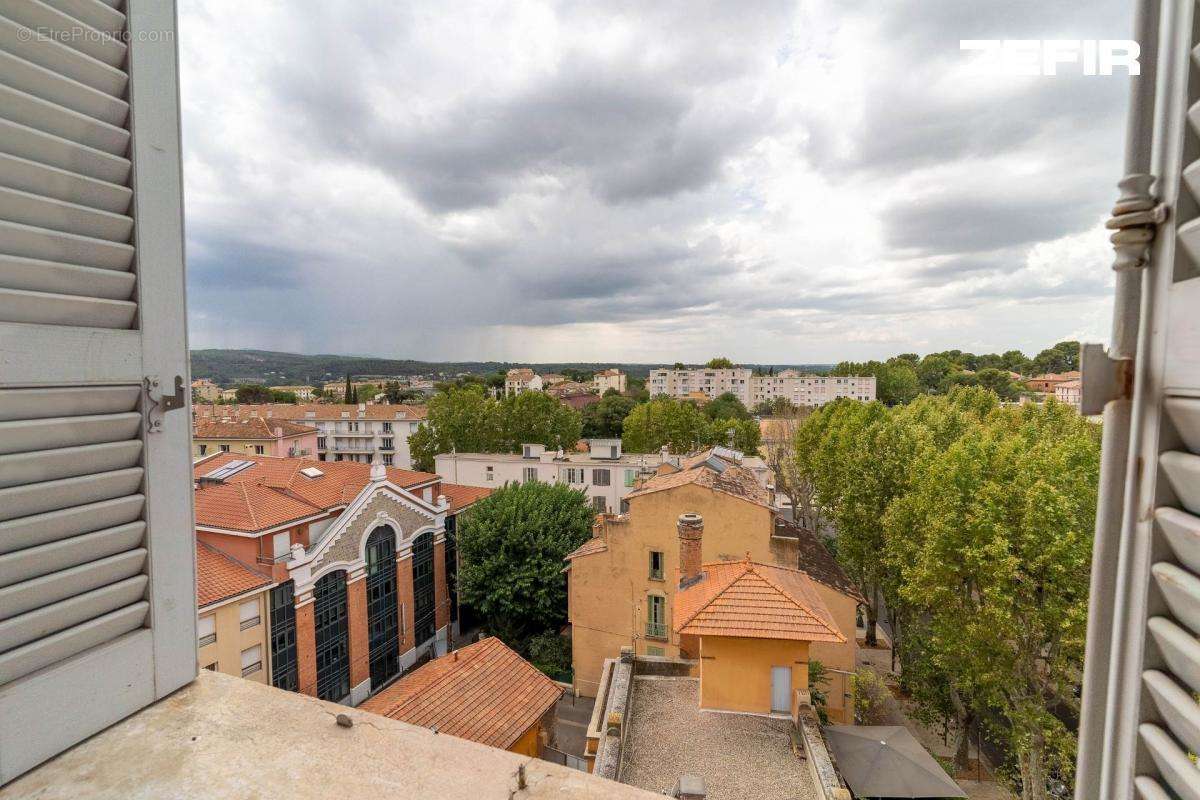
[369,455,387,482]
[677,513,703,586]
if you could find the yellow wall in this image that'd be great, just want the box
[193,438,267,459]
[569,483,774,697]
[198,591,270,684]
[507,722,542,757]
[808,584,857,723]
[698,635,809,715]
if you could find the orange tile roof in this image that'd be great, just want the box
[628,456,768,507]
[564,536,608,560]
[195,541,270,607]
[440,483,492,514]
[193,453,438,533]
[673,558,844,643]
[359,637,563,750]
[194,417,317,440]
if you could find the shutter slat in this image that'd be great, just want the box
[0,286,136,328]
[0,385,138,421]
[0,520,143,585]
[0,553,145,624]
[1160,451,1200,513]
[1138,724,1200,800]
[0,218,133,270]
[0,411,141,455]
[0,440,142,489]
[0,494,144,555]
[0,16,126,97]
[0,48,128,126]
[0,254,135,301]
[1157,507,1200,572]
[1143,670,1200,758]
[0,466,143,522]
[0,117,130,184]
[1152,562,1200,634]
[1147,616,1200,694]
[1166,397,1200,454]
[0,83,130,156]
[0,185,132,241]
[1134,776,1174,800]
[0,600,147,684]
[0,151,131,214]
[38,0,125,35]
[3,0,127,67]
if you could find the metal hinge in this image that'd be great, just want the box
[1080,344,1134,415]
[144,374,186,433]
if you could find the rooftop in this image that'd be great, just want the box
[674,558,844,643]
[620,677,816,800]
[627,453,769,508]
[194,417,317,440]
[195,541,272,607]
[360,637,562,750]
[770,518,867,603]
[193,402,429,421]
[440,483,494,514]
[5,670,659,800]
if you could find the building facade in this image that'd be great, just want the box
[505,368,544,396]
[270,385,316,401]
[648,367,753,402]
[435,440,669,514]
[196,542,272,684]
[1055,378,1082,410]
[191,378,222,402]
[593,369,627,394]
[193,453,457,706]
[649,367,875,407]
[193,418,318,460]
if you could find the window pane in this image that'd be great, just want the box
[239,599,259,622]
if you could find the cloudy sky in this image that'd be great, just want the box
[179,0,1132,363]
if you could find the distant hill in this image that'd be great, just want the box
[189,349,834,387]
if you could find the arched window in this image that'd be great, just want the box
[411,531,435,647]
[365,526,399,688]
[313,570,349,701]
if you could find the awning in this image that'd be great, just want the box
[823,725,966,799]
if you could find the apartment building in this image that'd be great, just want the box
[192,418,318,460]
[270,384,316,401]
[1055,378,1082,410]
[564,451,862,723]
[1024,370,1081,394]
[194,403,427,468]
[593,368,627,394]
[191,378,222,402]
[648,367,753,402]
[196,542,272,683]
[193,452,456,705]
[435,440,669,514]
[505,368,543,396]
[748,372,876,407]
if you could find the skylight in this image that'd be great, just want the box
[300,466,324,478]
[203,460,254,481]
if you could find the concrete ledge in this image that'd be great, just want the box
[5,670,663,800]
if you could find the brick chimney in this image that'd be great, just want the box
[677,513,703,586]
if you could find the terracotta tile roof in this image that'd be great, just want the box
[360,637,563,750]
[194,417,317,440]
[673,558,844,643]
[628,455,768,508]
[506,368,536,381]
[193,453,438,532]
[564,536,608,560]
[771,518,866,603]
[196,541,270,607]
[440,483,492,514]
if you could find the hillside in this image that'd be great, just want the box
[189,349,833,387]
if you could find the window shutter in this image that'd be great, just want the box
[1078,2,1200,798]
[0,0,193,784]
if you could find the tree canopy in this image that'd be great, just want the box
[622,396,760,454]
[581,392,638,438]
[705,357,735,368]
[703,392,751,421]
[234,384,273,404]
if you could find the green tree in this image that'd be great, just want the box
[383,381,423,404]
[703,392,751,421]
[496,390,582,452]
[269,389,298,403]
[753,396,800,416]
[706,417,761,454]
[621,397,710,453]
[343,374,353,404]
[830,360,919,405]
[1031,341,1080,375]
[457,482,594,643]
[581,393,638,438]
[705,357,735,368]
[234,384,273,404]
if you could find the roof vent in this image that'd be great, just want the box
[300,466,324,478]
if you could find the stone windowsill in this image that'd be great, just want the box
[5,670,662,800]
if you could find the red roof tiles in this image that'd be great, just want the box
[196,541,270,607]
[360,637,563,750]
[440,483,492,514]
[194,417,316,440]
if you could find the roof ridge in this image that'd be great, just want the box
[238,483,258,530]
[675,561,751,631]
[748,562,844,641]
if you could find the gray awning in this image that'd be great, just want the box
[823,725,966,799]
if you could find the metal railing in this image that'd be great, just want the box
[645,621,667,639]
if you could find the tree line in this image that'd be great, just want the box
[792,388,1099,799]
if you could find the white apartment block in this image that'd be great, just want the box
[505,368,544,396]
[593,368,627,394]
[436,440,668,514]
[269,385,316,400]
[749,372,876,407]
[648,367,753,402]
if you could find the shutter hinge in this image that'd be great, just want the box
[144,375,186,433]
[1108,174,1168,271]
[1080,343,1134,415]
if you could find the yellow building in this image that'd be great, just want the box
[196,542,272,684]
[674,557,844,715]
[565,450,862,721]
[192,417,319,460]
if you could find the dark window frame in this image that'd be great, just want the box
[412,532,436,647]
[366,526,400,690]
[269,580,298,691]
[313,571,350,701]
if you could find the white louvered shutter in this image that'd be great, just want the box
[0,0,194,783]
[1079,1,1200,798]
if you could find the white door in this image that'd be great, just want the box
[771,666,791,713]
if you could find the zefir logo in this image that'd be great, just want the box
[960,40,1141,76]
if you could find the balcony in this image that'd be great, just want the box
[327,443,377,454]
[332,429,375,437]
[645,621,667,640]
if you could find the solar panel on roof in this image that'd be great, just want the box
[203,459,254,480]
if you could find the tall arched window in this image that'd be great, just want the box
[313,570,349,701]
[411,531,435,647]
[365,525,399,688]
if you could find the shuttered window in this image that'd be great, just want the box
[0,0,193,783]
